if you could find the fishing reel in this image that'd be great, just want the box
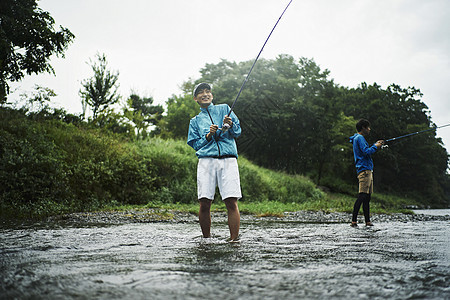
[381,144,389,149]
[221,123,231,133]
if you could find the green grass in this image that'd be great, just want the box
[102,192,414,218]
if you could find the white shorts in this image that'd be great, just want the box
[197,157,242,201]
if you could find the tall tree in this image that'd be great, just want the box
[0,0,74,103]
[19,85,56,114]
[338,83,449,204]
[79,53,120,119]
[160,55,449,206]
[123,94,163,139]
[158,93,198,139]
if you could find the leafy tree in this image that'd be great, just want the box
[18,85,56,114]
[0,0,74,103]
[79,53,120,119]
[197,55,342,178]
[93,108,132,136]
[123,94,163,139]
[158,93,198,139]
[337,82,449,205]
[161,55,449,207]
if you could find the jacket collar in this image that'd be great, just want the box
[200,103,214,112]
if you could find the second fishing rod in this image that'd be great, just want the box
[381,123,450,148]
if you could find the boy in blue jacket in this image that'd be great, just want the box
[349,119,384,227]
[187,83,241,241]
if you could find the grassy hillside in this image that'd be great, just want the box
[0,108,416,219]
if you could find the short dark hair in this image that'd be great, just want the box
[356,119,370,132]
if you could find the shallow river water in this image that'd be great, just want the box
[1,214,449,299]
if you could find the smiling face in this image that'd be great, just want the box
[194,88,213,108]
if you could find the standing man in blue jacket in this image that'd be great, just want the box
[349,119,384,227]
[187,83,241,241]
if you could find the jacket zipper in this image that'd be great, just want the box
[206,107,221,156]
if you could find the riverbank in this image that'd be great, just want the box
[41,208,450,227]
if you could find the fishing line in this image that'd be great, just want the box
[221,0,293,132]
[382,123,450,148]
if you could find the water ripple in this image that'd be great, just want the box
[0,221,449,299]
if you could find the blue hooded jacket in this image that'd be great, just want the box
[349,133,378,174]
[187,103,241,158]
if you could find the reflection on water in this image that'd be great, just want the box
[1,219,449,299]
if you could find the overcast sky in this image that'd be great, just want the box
[9,0,450,152]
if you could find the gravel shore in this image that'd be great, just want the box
[46,208,450,226]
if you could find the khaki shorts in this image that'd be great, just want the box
[357,170,373,194]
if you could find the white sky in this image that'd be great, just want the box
[8,0,450,153]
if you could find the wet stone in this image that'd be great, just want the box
[45,209,450,226]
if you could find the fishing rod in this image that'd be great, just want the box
[382,123,450,148]
[221,0,293,132]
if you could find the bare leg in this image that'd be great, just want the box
[199,198,212,238]
[224,197,240,241]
